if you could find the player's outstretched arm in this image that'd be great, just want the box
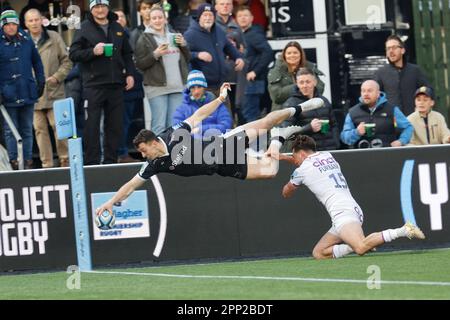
[95,176,145,216]
[279,154,298,166]
[185,83,231,129]
[282,182,298,199]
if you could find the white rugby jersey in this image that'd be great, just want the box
[290,152,360,218]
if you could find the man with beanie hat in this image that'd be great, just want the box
[0,9,45,169]
[184,2,244,98]
[173,70,232,139]
[69,0,135,165]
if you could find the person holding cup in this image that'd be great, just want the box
[69,0,135,165]
[341,80,413,149]
[135,6,190,135]
[282,68,339,151]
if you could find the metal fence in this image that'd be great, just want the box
[413,0,450,120]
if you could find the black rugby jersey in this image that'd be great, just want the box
[138,122,220,180]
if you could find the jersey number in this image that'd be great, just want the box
[329,173,348,189]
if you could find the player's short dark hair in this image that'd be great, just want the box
[133,129,157,148]
[292,135,317,153]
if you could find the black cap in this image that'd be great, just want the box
[415,86,435,100]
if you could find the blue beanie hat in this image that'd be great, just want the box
[187,70,208,89]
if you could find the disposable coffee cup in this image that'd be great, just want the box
[103,43,113,57]
[320,120,330,134]
[365,123,376,138]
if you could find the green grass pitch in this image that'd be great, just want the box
[1,248,450,299]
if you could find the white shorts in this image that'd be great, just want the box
[328,206,364,236]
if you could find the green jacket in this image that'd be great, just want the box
[267,59,324,111]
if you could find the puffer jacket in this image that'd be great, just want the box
[283,87,340,150]
[172,89,232,139]
[0,29,45,107]
[35,29,72,110]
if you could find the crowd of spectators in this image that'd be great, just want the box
[1,0,450,171]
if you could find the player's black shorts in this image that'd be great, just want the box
[215,130,249,180]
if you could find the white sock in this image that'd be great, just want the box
[381,227,407,243]
[287,107,296,118]
[332,244,353,259]
[269,139,283,150]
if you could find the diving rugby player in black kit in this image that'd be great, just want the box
[96,83,324,216]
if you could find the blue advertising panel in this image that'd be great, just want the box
[91,191,150,240]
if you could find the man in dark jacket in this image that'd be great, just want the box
[283,68,339,151]
[0,10,45,169]
[374,35,430,116]
[69,0,135,165]
[184,3,244,94]
[341,80,413,149]
[236,6,273,123]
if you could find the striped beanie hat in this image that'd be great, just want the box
[1,10,19,28]
[187,70,208,89]
[90,0,110,11]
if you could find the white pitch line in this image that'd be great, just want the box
[85,270,450,287]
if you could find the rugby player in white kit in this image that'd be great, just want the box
[280,135,425,259]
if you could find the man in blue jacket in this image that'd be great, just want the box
[184,3,244,96]
[236,6,273,123]
[341,80,412,149]
[0,10,45,169]
[172,70,232,139]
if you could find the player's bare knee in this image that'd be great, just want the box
[353,244,369,256]
[312,249,324,260]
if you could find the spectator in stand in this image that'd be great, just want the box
[25,8,72,168]
[129,0,161,50]
[268,41,324,111]
[235,6,273,123]
[135,6,190,135]
[233,0,268,31]
[184,3,245,101]
[114,9,144,163]
[19,0,49,30]
[374,35,430,116]
[0,10,45,170]
[407,86,450,145]
[341,80,412,149]
[283,68,339,151]
[69,0,135,165]
[172,0,206,35]
[172,70,232,139]
[215,0,246,123]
